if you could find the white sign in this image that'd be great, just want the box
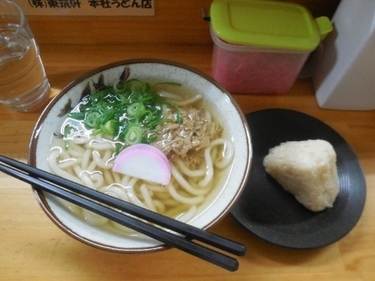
[14,0,155,16]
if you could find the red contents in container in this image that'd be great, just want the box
[212,44,309,94]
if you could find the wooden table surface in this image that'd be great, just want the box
[1,44,375,281]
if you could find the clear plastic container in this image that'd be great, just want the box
[211,28,310,94]
[210,0,332,94]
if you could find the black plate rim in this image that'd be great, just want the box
[231,108,366,249]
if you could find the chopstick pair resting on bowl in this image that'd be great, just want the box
[0,155,246,272]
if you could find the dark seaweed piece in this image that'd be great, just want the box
[80,82,92,101]
[58,98,73,117]
[64,67,132,117]
[119,66,130,81]
[93,74,106,91]
[53,132,64,139]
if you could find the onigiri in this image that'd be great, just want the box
[263,139,340,212]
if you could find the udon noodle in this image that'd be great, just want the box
[48,79,235,235]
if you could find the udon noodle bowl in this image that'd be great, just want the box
[29,60,251,252]
[49,77,234,233]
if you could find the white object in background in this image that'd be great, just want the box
[312,0,375,110]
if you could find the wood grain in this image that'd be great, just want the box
[4,1,375,280]
[27,0,341,45]
[1,43,375,281]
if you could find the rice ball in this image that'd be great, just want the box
[263,139,340,212]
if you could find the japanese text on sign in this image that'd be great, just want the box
[14,0,155,16]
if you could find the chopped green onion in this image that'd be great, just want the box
[141,82,150,93]
[85,112,101,128]
[154,82,182,87]
[62,124,78,150]
[67,79,184,152]
[124,125,143,145]
[127,102,145,117]
[102,119,118,136]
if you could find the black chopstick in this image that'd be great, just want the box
[0,155,246,271]
[0,155,245,256]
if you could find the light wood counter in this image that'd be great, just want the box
[1,43,375,281]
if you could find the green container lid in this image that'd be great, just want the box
[210,0,332,51]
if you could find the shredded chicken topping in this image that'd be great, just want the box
[152,106,222,168]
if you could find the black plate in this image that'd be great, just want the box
[231,109,366,249]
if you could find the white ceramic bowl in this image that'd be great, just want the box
[28,59,252,253]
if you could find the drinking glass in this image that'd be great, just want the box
[0,0,50,112]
